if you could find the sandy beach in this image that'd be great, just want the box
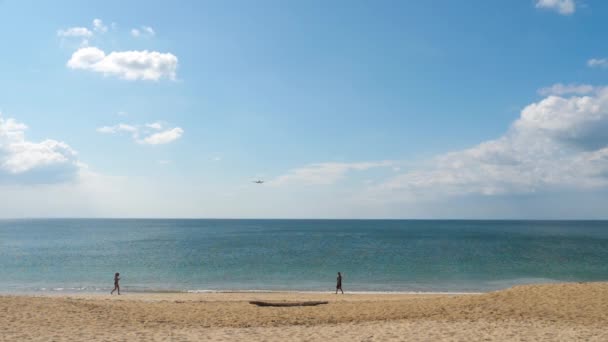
[1,282,607,341]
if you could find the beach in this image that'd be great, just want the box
[1,282,607,341]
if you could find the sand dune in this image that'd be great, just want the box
[1,282,607,341]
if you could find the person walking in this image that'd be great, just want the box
[110,272,121,295]
[336,272,344,294]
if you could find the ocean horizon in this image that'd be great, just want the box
[2,219,607,294]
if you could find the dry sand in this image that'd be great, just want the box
[1,282,607,341]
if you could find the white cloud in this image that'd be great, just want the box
[58,19,108,40]
[57,27,93,38]
[92,18,108,33]
[142,26,155,36]
[97,123,183,145]
[588,58,608,68]
[145,122,163,130]
[535,0,576,15]
[66,46,105,68]
[538,83,594,96]
[96,123,138,134]
[271,161,394,186]
[67,47,178,81]
[372,88,608,200]
[131,26,155,38]
[0,114,80,184]
[141,127,184,145]
[514,93,608,147]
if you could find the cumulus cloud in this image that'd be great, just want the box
[67,47,178,81]
[142,26,155,36]
[58,18,109,38]
[271,161,395,186]
[141,127,184,145]
[131,26,155,38]
[538,83,594,96]
[97,122,183,145]
[373,87,608,200]
[588,58,608,69]
[145,122,163,130]
[96,123,138,134]
[535,0,576,15]
[92,18,108,33]
[0,114,80,184]
[57,27,93,38]
[57,19,109,46]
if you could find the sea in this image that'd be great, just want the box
[1,219,607,294]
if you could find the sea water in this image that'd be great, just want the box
[1,219,607,293]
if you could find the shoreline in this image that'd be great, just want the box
[0,288,485,296]
[2,278,570,296]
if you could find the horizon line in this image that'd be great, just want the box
[1,217,608,221]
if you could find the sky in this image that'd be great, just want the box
[1,0,608,219]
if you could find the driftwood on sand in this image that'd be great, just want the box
[249,301,329,307]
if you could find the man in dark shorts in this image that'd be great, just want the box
[336,272,344,294]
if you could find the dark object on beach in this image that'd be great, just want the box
[110,272,120,295]
[249,301,329,307]
[336,272,344,294]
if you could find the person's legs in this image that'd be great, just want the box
[111,286,116,295]
[117,285,120,295]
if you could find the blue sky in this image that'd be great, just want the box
[1,0,608,218]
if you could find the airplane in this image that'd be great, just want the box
[253,180,264,184]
